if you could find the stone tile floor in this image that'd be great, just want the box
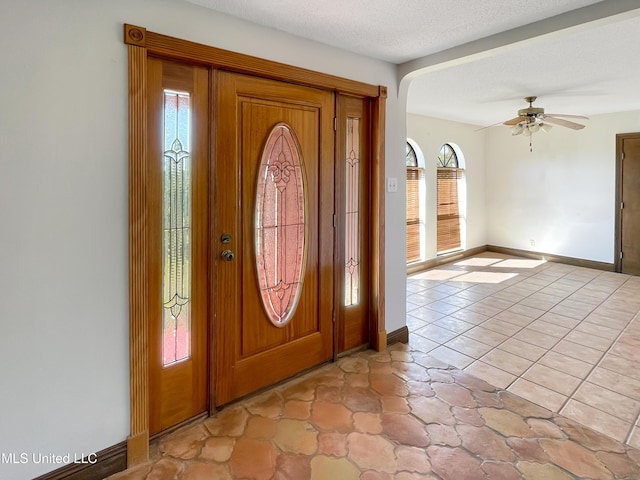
[406,253,640,448]
[110,344,640,480]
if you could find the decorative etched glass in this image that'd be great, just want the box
[344,117,360,306]
[162,90,191,365]
[255,123,306,327]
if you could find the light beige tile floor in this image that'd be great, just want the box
[107,252,640,480]
[407,252,640,448]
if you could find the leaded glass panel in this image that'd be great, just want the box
[345,117,361,306]
[162,90,192,366]
[255,123,306,327]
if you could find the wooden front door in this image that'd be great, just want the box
[619,133,640,275]
[147,58,209,434]
[214,72,335,404]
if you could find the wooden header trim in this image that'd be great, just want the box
[124,22,387,469]
[124,25,146,47]
[124,24,381,98]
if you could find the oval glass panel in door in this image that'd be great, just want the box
[255,123,306,327]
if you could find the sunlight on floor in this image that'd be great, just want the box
[491,259,547,269]
[454,257,504,267]
[450,271,519,283]
[411,269,464,280]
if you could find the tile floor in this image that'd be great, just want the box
[110,346,640,480]
[407,252,640,448]
[108,252,640,479]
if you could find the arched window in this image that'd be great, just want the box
[406,141,424,263]
[437,144,458,168]
[437,143,464,253]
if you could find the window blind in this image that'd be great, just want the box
[437,168,462,253]
[406,167,423,263]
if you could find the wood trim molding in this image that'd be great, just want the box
[32,442,126,480]
[386,326,409,346]
[486,245,615,272]
[124,24,146,47]
[614,132,640,272]
[407,245,488,275]
[370,87,387,352]
[124,24,378,98]
[408,245,615,276]
[127,41,149,466]
[125,23,387,469]
[615,133,624,272]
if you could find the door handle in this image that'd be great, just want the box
[221,249,235,261]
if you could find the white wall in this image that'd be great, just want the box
[0,1,403,478]
[486,110,640,263]
[406,113,488,259]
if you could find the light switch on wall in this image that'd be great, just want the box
[386,177,398,193]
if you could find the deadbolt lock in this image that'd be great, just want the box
[221,233,232,244]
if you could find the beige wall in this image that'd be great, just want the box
[406,113,488,260]
[406,109,640,265]
[486,110,640,263]
[0,1,403,478]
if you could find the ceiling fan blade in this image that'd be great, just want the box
[544,113,589,119]
[503,116,527,126]
[542,116,585,130]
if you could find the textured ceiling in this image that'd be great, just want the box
[408,12,640,125]
[186,0,603,63]
[185,0,640,126]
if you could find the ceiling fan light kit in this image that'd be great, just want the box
[490,96,588,151]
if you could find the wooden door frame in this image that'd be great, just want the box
[615,132,640,272]
[124,24,386,467]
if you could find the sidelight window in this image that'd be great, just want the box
[344,117,361,306]
[162,90,192,365]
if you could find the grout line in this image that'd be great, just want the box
[564,278,640,425]
[408,258,640,446]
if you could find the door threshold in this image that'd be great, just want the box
[149,411,209,444]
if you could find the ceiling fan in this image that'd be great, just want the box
[505,96,588,136]
[480,96,588,151]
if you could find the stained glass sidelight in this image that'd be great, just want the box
[344,117,361,306]
[162,90,192,366]
[255,123,306,327]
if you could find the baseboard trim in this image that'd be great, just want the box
[407,245,488,275]
[407,245,615,275]
[486,245,615,272]
[32,441,127,480]
[126,430,148,468]
[387,326,409,345]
